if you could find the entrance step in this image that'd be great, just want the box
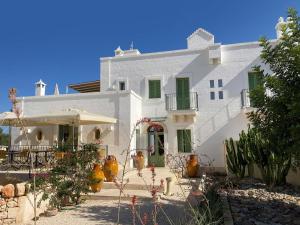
[84,189,157,201]
[102,182,161,191]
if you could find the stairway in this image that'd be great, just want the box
[85,167,177,202]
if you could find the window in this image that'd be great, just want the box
[148,80,161,99]
[177,129,192,153]
[218,79,223,87]
[210,92,215,100]
[36,130,43,141]
[210,80,214,88]
[95,129,101,140]
[248,71,263,107]
[219,91,224,99]
[119,81,126,91]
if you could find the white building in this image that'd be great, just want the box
[11,18,287,171]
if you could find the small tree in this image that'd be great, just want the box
[248,8,300,185]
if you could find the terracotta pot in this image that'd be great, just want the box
[54,152,65,160]
[135,151,144,171]
[186,154,199,178]
[103,155,118,182]
[89,163,105,192]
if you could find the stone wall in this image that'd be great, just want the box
[0,183,47,224]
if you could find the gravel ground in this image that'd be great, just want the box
[23,198,187,225]
[225,178,300,225]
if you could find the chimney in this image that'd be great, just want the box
[54,83,60,95]
[114,46,124,56]
[35,79,46,96]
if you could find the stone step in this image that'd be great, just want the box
[102,182,161,191]
[84,189,159,201]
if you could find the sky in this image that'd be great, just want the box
[0,0,299,115]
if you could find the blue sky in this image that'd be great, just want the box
[0,0,299,114]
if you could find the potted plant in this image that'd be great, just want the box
[103,155,118,182]
[186,154,199,178]
[134,151,145,171]
[89,163,105,192]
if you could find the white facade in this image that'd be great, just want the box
[11,20,284,170]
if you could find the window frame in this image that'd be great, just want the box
[210,91,215,100]
[148,79,161,99]
[209,80,215,88]
[218,79,223,87]
[177,129,192,153]
[218,91,224,99]
[119,81,126,91]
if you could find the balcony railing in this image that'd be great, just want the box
[165,92,198,111]
[241,89,251,108]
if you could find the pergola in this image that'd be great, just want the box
[0,108,117,148]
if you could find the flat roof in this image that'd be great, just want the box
[69,80,100,93]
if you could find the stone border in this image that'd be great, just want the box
[220,192,234,225]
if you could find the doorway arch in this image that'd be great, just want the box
[147,124,165,167]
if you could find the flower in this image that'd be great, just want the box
[136,117,151,126]
[131,195,137,206]
[149,165,155,174]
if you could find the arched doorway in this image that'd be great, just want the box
[147,124,165,167]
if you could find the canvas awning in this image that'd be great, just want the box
[0,108,117,127]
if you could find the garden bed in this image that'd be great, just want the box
[223,178,300,225]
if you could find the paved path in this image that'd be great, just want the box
[23,168,197,225]
[25,199,187,225]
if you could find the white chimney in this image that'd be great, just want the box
[114,46,124,56]
[35,79,46,96]
[54,83,60,95]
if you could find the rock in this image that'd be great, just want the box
[231,206,240,213]
[6,201,17,208]
[15,183,26,197]
[248,190,255,196]
[254,221,269,225]
[7,207,18,218]
[2,218,16,224]
[2,185,15,198]
[0,211,8,219]
[293,218,300,225]
[0,198,6,206]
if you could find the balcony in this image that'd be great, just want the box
[165,92,198,122]
[165,92,198,111]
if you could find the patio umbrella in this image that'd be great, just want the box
[0,108,117,148]
[0,109,117,126]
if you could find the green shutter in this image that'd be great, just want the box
[177,130,184,152]
[177,129,192,153]
[184,129,192,153]
[176,78,190,110]
[248,72,263,90]
[248,72,263,107]
[149,80,161,98]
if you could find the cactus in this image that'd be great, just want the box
[225,138,247,178]
[246,128,291,186]
[238,130,254,177]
